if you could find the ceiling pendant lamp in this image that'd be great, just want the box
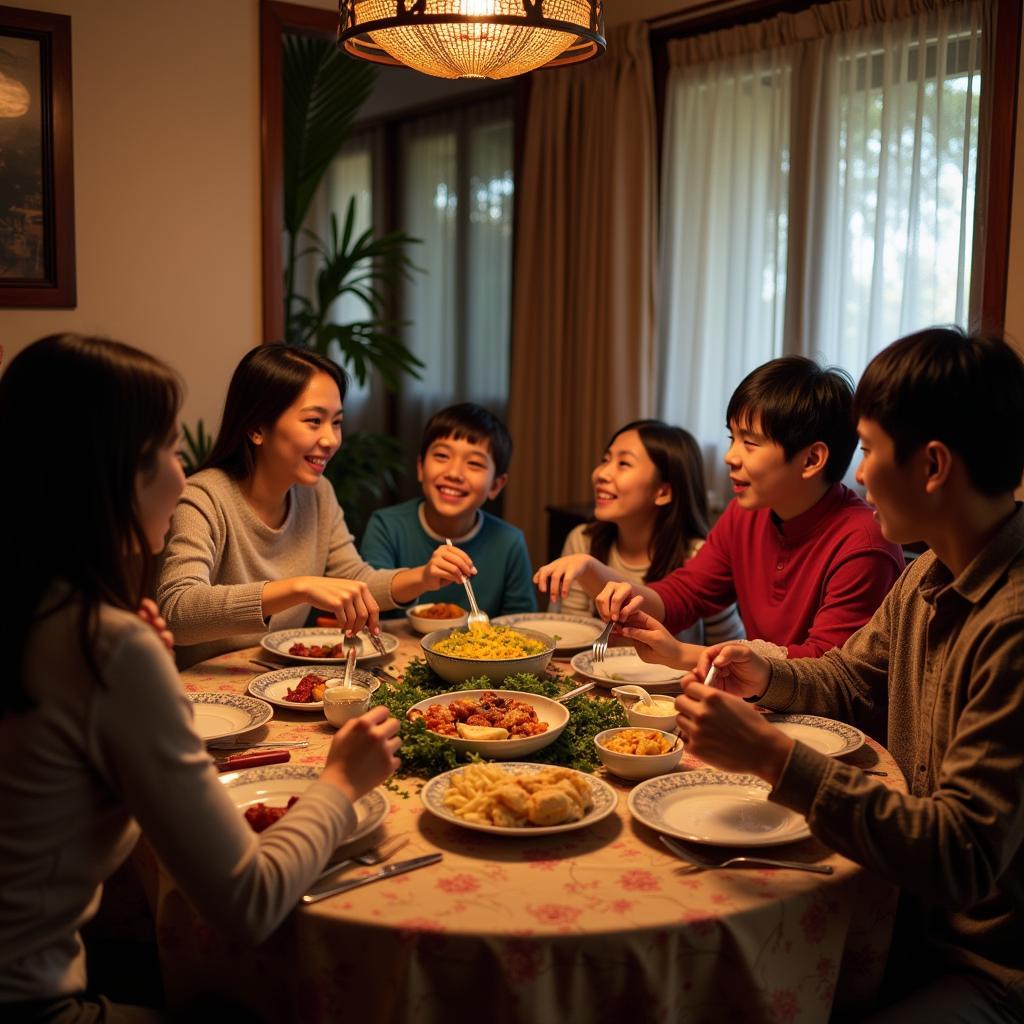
[338,1,606,80]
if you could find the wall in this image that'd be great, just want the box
[0,0,261,431]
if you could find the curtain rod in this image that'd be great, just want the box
[647,0,759,30]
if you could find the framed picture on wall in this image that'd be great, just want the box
[0,5,74,307]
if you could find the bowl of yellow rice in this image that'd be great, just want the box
[421,625,556,683]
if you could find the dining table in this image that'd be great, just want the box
[147,622,906,1024]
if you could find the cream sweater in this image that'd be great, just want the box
[0,594,355,1004]
[158,469,404,667]
[555,524,746,647]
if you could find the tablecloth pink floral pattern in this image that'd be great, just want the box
[153,626,904,1023]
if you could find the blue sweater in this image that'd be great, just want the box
[359,499,538,618]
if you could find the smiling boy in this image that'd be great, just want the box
[536,357,904,662]
[360,403,537,617]
[637,328,1024,1020]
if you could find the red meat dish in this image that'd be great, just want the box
[244,795,299,832]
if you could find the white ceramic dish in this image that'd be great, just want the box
[406,689,569,759]
[188,692,274,742]
[421,626,555,684]
[247,667,380,711]
[220,765,389,845]
[594,727,684,781]
[571,647,684,692]
[492,612,606,653]
[621,694,680,732]
[628,770,811,847]
[421,762,618,836]
[406,603,469,634]
[261,628,399,664]
[765,714,865,758]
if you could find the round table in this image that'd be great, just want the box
[154,624,905,1024]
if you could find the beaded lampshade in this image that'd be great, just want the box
[338,1,606,80]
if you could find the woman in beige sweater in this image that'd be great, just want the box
[0,335,401,1020]
[158,345,474,666]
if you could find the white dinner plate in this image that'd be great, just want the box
[220,765,389,845]
[261,628,399,664]
[406,689,569,759]
[628,770,811,847]
[765,714,865,758]
[247,667,380,711]
[188,692,274,742]
[492,613,606,652]
[571,647,684,692]
[421,762,618,836]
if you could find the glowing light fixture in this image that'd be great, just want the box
[0,72,30,118]
[338,1,605,80]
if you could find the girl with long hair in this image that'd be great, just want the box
[0,335,400,1019]
[539,421,743,646]
[157,344,474,667]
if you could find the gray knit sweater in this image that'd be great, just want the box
[157,468,403,666]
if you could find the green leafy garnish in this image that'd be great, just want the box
[370,659,627,795]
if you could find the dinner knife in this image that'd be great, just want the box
[301,853,443,904]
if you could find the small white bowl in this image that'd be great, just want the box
[407,603,469,635]
[625,697,680,733]
[322,685,372,727]
[594,727,684,781]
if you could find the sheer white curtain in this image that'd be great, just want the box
[659,0,988,504]
[397,97,514,463]
[659,46,792,501]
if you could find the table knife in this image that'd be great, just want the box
[301,853,442,904]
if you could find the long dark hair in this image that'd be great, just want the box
[202,344,348,480]
[0,334,182,712]
[585,420,710,583]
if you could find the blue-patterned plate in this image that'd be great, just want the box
[261,628,399,664]
[764,715,865,758]
[421,762,618,836]
[219,765,389,845]
[187,692,274,742]
[492,612,605,652]
[247,667,380,711]
[628,769,811,847]
[570,646,683,691]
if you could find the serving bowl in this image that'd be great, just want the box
[420,626,555,684]
[594,727,684,781]
[406,688,569,759]
[407,603,469,634]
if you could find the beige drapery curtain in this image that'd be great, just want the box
[505,23,658,564]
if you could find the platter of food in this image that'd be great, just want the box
[405,689,569,758]
[571,647,684,692]
[188,692,274,742]
[491,612,607,653]
[261,628,399,664]
[421,762,618,836]
[763,714,865,758]
[247,667,380,711]
[627,769,811,847]
[220,765,389,843]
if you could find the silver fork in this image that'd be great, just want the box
[659,835,833,874]
[313,836,408,884]
[591,620,615,663]
[445,537,489,631]
[363,629,388,657]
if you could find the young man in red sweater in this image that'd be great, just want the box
[534,356,904,665]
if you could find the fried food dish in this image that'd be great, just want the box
[417,603,465,619]
[432,625,546,659]
[442,764,593,828]
[409,692,549,739]
[284,673,328,703]
[602,729,673,755]
[288,641,345,659]
[244,796,299,832]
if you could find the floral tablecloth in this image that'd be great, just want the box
[154,625,905,1024]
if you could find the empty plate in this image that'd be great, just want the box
[571,647,684,691]
[765,714,865,758]
[187,692,274,742]
[628,769,811,847]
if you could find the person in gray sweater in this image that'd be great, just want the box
[157,345,475,666]
[0,335,402,1021]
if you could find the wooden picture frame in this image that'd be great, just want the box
[0,5,75,308]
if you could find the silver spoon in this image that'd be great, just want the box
[445,537,489,631]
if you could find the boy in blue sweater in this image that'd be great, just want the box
[360,403,537,617]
